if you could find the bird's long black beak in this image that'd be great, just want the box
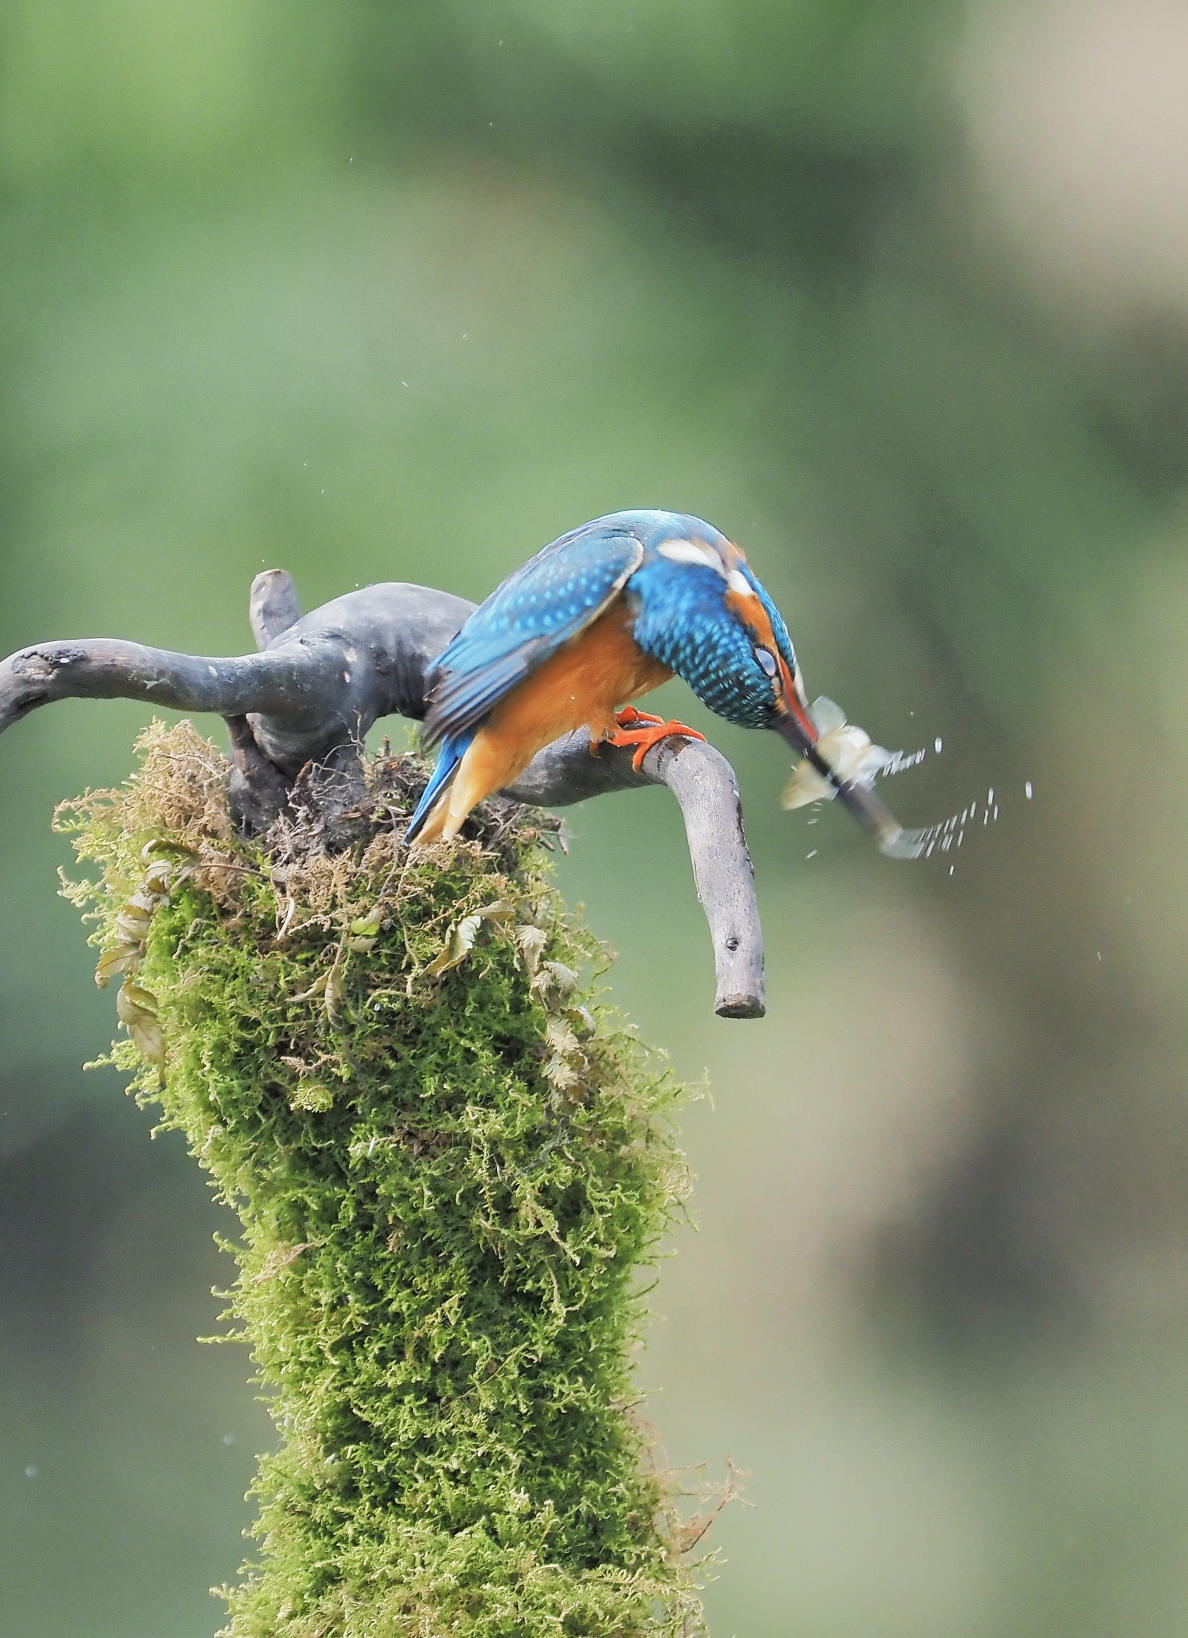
[776,705,927,861]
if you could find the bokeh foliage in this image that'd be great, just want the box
[4,2,1188,1636]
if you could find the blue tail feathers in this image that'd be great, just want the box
[403,730,475,844]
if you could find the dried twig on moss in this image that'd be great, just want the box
[57,722,722,1638]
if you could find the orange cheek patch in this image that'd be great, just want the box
[726,589,777,650]
[725,590,804,717]
[725,587,762,631]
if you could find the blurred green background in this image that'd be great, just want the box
[4,1,1188,1632]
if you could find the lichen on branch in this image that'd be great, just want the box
[57,722,714,1638]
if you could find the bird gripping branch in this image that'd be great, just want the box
[407,509,925,858]
[0,508,928,1018]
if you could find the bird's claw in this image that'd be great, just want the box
[606,707,707,773]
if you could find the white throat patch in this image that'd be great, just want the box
[656,539,724,573]
[656,538,759,600]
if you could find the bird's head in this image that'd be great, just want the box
[627,512,815,735]
[626,511,922,857]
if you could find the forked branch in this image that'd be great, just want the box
[1,572,765,1017]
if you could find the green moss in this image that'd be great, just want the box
[56,723,709,1638]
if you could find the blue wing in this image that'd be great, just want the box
[423,520,645,742]
[404,728,475,844]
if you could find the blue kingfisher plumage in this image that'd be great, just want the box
[405,509,906,850]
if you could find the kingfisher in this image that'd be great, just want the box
[405,509,912,852]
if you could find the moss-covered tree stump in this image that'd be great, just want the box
[59,723,710,1638]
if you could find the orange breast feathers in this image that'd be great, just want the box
[417,597,672,843]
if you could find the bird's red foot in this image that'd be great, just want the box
[604,706,707,773]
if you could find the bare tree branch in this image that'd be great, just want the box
[506,732,763,1017]
[249,568,303,648]
[1,575,765,1017]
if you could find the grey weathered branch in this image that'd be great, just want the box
[0,573,765,1017]
[506,730,762,1017]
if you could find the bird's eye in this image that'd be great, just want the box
[756,648,778,679]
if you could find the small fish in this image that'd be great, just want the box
[781,698,899,810]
